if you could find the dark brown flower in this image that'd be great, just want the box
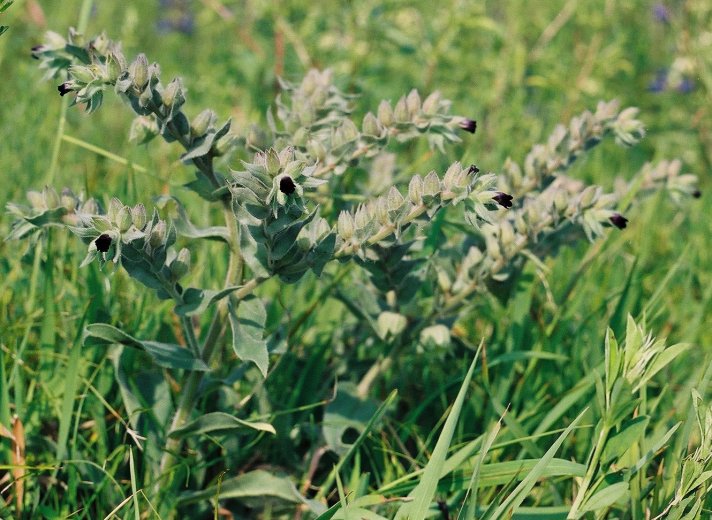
[57,83,72,96]
[458,118,477,134]
[492,192,513,209]
[467,164,480,174]
[609,213,628,229]
[95,234,112,252]
[692,189,702,199]
[279,176,296,195]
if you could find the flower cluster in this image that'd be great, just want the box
[31,29,236,190]
[269,69,477,178]
[499,100,646,197]
[6,187,99,240]
[231,147,335,282]
[334,162,503,257]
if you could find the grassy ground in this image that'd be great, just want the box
[0,0,711,518]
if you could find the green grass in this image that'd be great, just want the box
[1,0,711,518]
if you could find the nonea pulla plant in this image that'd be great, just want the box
[5,25,703,518]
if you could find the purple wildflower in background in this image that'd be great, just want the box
[677,77,695,93]
[652,3,670,24]
[157,0,194,35]
[648,69,668,92]
[648,69,695,94]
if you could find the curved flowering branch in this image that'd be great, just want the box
[500,100,646,198]
[266,69,477,178]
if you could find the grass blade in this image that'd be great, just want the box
[394,344,481,519]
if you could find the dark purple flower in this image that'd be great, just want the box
[467,164,480,174]
[692,189,702,199]
[652,3,670,23]
[279,176,296,195]
[458,118,477,134]
[648,69,668,93]
[609,213,628,229]
[677,78,695,93]
[492,192,513,209]
[57,83,73,96]
[95,234,112,252]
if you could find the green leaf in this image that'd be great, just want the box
[395,351,480,519]
[83,323,208,371]
[168,411,275,439]
[602,415,649,464]
[175,285,243,316]
[56,305,90,461]
[155,196,229,241]
[633,342,692,393]
[181,119,231,162]
[229,296,268,377]
[178,469,302,504]
[323,382,379,455]
[580,482,630,513]
[488,409,587,519]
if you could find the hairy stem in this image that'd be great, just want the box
[158,200,247,480]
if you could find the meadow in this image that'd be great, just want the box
[0,0,711,518]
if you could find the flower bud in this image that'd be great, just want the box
[408,175,423,204]
[162,77,185,108]
[148,221,167,248]
[131,204,147,230]
[43,186,60,209]
[105,49,126,82]
[375,197,390,225]
[339,119,359,142]
[337,211,355,240]
[307,139,327,161]
[27,190,45,210]
[60,189,76,212]
[500,220,515,247]
[406,89,421,117]
[437,270,452,292]
[423,171,441,198]
[579,185,598,208]
[68,65,95,84]
[129,54,149,90]
[354,205,371,231]
[170,248,191,279]
[554,191,568,212]
[246,124,268,150]
[81,198,99,215]
[190,109,216,138]
[129,116,159,144]
[116,205,133,232]
[422,91,441,115]
[266,148,281,175]
[394,96,409,123]
[387,186,405,212]
[213,133,237,156]
[378,100,393,127]
[362,112,382,137]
